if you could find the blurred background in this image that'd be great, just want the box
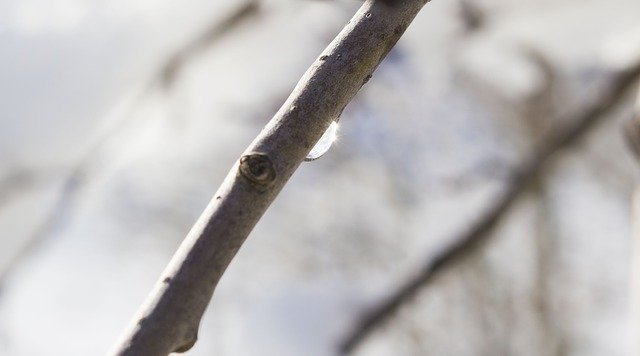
[1,0,640,355]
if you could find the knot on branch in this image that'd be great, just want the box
[239,153,276,186]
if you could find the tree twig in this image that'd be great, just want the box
[340,61,640,354]
[0,2,260,291]
[111,1,430,354]
[160,1,260,87]
[624,81,640,159]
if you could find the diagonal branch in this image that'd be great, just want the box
[111,1,430,355]
[160,0,260,87]
[340,61,640,354]
[0,2,261,289]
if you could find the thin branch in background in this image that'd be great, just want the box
[111,1,430,355]
[458,0,484,33]
[160,0,260,88]
[340,61,640,354]
[0,3,260,288]
[624,82,640,159]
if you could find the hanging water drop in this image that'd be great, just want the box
[305,121,339,161]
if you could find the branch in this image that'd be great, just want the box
[111,1,430,354]
[160,1,260,87]
[0,3,260,291]
[340,61,640,354]
[624,82,640,159]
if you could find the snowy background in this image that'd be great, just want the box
[1,0,640,355]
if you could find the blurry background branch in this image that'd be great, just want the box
[624,83,640,159]
[341,58,640,355]
[160,0,260,88]
[0,2,260,289]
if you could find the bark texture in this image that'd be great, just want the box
[111,0,429,354]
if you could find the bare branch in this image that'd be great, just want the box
[624,82,640,159]
[160,1,260,87]
[111,1,430,354]
[458,0,484,33]
[0,2,261,292]
[340,61,640,354]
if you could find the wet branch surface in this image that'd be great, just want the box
[340,62,640,354]
[111,1,430,355]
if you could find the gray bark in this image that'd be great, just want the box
[110,0,429,354]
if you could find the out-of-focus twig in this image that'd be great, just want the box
[0,2,261,288]
[160,1,260,87]
[340,61,640,354]
[624,82,640,159]
[459,0,484,32]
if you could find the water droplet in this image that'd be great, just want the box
[305,121,339,161]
